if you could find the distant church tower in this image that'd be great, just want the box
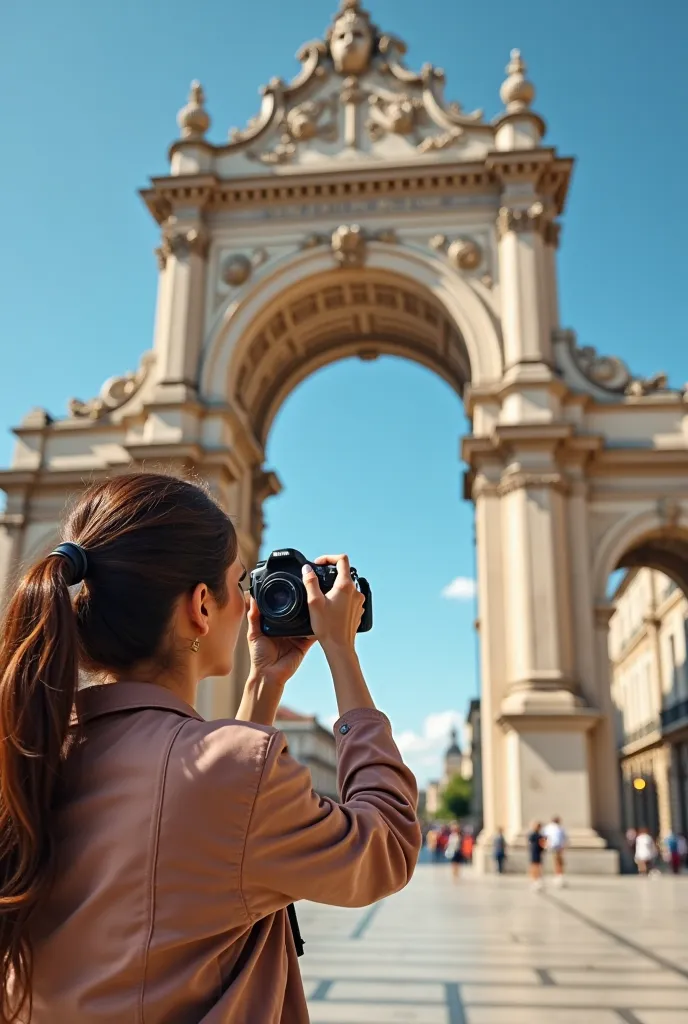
[443,727,472,784]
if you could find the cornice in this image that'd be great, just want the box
[464,374,569,416]
[139,151,574,225]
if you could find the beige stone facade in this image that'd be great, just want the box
[2,2,688,872]
[610,569,688,839]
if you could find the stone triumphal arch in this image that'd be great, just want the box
[2,2,687,871]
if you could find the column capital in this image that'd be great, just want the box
[155,224,210,269]
[496,201,552,240]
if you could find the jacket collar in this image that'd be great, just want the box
[71,682,204,726]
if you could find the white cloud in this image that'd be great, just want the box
[395,710,466,788]
[441,577,477,601]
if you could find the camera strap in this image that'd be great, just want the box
[287,902,305,957]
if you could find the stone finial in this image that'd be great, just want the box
[177,80,211,140]
[500,49,535,113]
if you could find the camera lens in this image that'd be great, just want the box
[260,574,303,622]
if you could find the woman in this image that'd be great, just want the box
[634,828,657,876]
[0,473,421,1023]
[528,822,546,891]
[445,824,463,882]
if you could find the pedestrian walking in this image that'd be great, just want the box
[528,822,546,891]
[663,831,682,875]
[634,828,658,876]
[543,816,568,888]
[493,828,508,874]
[435,825,449,862]
[445,823,463,882]
[679,833,688,869]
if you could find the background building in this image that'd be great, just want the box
[609,569,688,838]
[466,699,483,831]
[275,706,338,799]
[425,726,473,818]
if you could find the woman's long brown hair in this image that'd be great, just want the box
[0,473,237,1020]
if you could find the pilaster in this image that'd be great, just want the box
[496,201,554,374]
[152,216,209,397]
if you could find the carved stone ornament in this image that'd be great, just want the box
[331,224,366,267]
[68,352,155,421]
[447,238,482,271]
[657,497,681,529]
[574,345,633,392]
[366,92,422,140]
[221,249,268,287]
[497,202,550,239]
[625,373,669,397]
[218,1,486,164]
[498,471,570,498]
[565,333,672,398]
[155,224,209,269]
[300,225,397,264]
[430,234,482,272]
[327,0,376,75]
[222,254,252,287]
[247,98,338,165]
[177,81,211,140]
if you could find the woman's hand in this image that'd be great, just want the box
[301,554,366,655]
[246,594,316,690]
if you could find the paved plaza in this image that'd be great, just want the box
[298,860,688,1024]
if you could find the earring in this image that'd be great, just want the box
[190,638,200,654]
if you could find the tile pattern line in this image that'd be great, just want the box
[349,899,384,940]
[543,892,688,983]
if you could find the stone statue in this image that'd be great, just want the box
[328,1,375,75]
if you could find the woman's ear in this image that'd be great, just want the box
[188,583,211,636]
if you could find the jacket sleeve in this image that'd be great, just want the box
[241,707,421,918]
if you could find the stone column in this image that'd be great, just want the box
[472,471,509,856]
[494,468,617,872]
[590,605,625,847]
[496,202,554,376]
[152,218,209,397]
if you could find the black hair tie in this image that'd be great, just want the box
[50,542,89,586]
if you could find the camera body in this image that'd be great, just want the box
[250,548,373,638]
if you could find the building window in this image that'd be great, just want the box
[667,633,678,703]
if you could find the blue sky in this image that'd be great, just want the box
[1,1,686,785]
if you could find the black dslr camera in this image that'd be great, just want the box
[250,548,373,638]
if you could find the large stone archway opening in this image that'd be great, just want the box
[229,269,472,446]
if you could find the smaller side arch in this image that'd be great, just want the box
[592,505,688,602]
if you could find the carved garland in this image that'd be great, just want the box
[498,472,570,497]
[471,472,571,499]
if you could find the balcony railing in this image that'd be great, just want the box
[661,697,688,732]
[620,719,661,748]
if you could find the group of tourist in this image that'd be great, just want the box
[626,827,688,876]
[425,823,475,880]
[425,818,688,883]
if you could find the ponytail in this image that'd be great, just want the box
[0,555,79,1021]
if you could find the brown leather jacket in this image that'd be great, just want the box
[24,683,420,1022]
